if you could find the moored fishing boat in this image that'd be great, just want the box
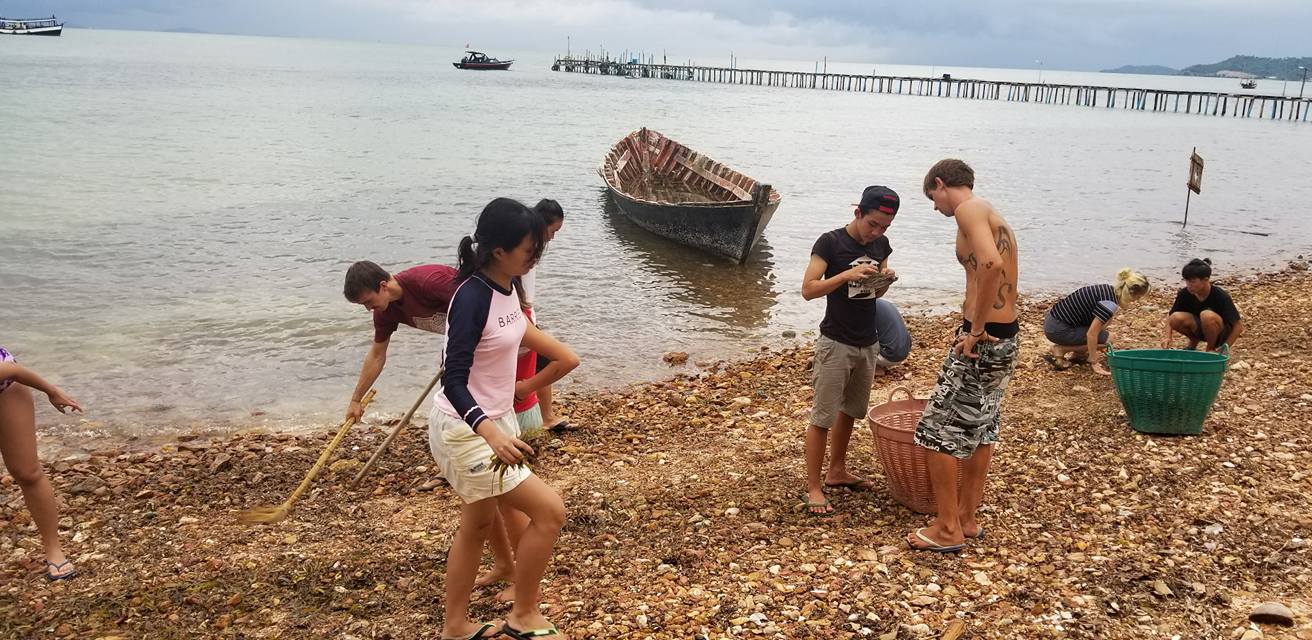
[598,128,781,263]
[452,51,513,70]
[0,15,63,36]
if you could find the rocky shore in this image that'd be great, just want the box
[3,265,1311,639]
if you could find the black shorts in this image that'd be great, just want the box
[1190,314,1233,345]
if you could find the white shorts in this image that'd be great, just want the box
[428,407,531,503]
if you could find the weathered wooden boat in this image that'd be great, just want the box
[598,128,781,264]
[1,16,63,36]
[453,51,513,70]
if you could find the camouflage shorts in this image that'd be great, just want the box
[914,335,1019,459]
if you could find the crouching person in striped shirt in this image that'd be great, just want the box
[429,198,580,640]
[1042,268,1150,375]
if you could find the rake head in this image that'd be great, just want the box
[237,502,292,524]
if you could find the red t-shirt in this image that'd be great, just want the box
[372,265,459,343]
[513,307,540,412]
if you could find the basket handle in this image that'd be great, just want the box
[887,386,913,401]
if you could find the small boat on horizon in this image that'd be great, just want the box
[452,51,513,70]
[0,15,63,36]
[599,128,781,264]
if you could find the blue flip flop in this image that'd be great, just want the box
[907,528,965,553]
[46,560,77,581]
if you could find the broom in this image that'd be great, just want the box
[238,388,377,524]
[349,368,442,488]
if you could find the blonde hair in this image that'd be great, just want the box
[1114,268,1150,306]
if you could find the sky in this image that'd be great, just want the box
[6,0,1310,70]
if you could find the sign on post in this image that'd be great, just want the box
[1183,148,1203,227]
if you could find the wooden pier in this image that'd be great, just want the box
[551,57,1312,122]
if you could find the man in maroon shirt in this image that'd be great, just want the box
[342,261,458,421]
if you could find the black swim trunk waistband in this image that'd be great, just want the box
[962,319,1020,340]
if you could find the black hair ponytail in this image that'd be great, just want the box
[455,198,546,283]
[1182,258,1213,280]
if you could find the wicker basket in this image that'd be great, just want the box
[1107,344,1229,435]
[866,387,961,514]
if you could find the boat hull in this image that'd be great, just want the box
[605,187,779,263]
[452,61,513,70]
[0,25,62,35]
[599,128,781,264]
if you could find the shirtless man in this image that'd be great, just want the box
[908,159,1020,552]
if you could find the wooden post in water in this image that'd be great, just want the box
[1184,148,1203,228]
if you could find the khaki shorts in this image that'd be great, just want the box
[428,407,530,503]
[810,335,879,429]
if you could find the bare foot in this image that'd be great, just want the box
[475,566,513,587]
[495,585,515,603]
[823,471,875,491]
[802,489,833,515]
[906,522,964,550]
[958,517,984,539]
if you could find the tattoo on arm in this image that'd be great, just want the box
[994,226,1014,256]
[959,252,977,271]
[993,269,1013,310]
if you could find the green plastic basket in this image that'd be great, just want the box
[1106,345,1228,435]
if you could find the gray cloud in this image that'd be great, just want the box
[6,0,1309,70]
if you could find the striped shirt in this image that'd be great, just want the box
[436,274,526,431]
[1049,284,1118,327]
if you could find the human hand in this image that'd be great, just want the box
[953,330,994,358]
[346,400,364,422]
[513,380,533,402]
[47,388,82,414]
[844,264,879,283]
[483,429,534,465]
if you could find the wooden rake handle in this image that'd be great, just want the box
[283,388,376,506]
[350,368,442,487]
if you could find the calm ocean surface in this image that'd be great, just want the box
[3,30,1311,445]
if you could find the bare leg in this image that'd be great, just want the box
[1168,312,1201,350]
[956,445,994,538]
[441,499,500,639]
[1199,310,1225,351]
[477,510,515,586]
[0,384,70,577]
[496,475,568,636]
[803,425,832,513]
[538,384,560,428]
[825,412,867,486]
[494,506,531,602]
[908,450,965,548]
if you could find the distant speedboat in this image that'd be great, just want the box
[0,15,63,36]
[1239,80,1257,89]
[453,51,513,71]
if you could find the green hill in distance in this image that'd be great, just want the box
[1104,56,1311,80]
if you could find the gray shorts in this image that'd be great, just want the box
[1043,311,1107,347]
[914,335,1019,459]
[810,335,879,429]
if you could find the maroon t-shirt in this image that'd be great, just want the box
[372,265,459,343]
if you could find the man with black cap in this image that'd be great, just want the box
[799,185,899,515]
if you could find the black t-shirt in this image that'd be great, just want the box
[811,227,893,347]
[1169,285,1241,325]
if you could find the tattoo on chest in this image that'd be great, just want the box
[993,269,1013,309]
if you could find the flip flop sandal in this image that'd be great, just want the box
[1041,353,1072,371]
[502,623,563,638]
[800,495,834,516]
[46,560,77,581]
[907,528,966,553]
[824,477,875,492]
[442,622,502,640]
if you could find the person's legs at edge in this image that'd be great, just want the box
[826,345,874,488]
[478,511,515,587]
[825,412,860,486]
[496,474,568,635]
[492,506,531,602]
[918,450,964,546]
[442,498,501,638]
[0,383,71,578]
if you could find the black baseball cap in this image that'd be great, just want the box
[854,186,900,215]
